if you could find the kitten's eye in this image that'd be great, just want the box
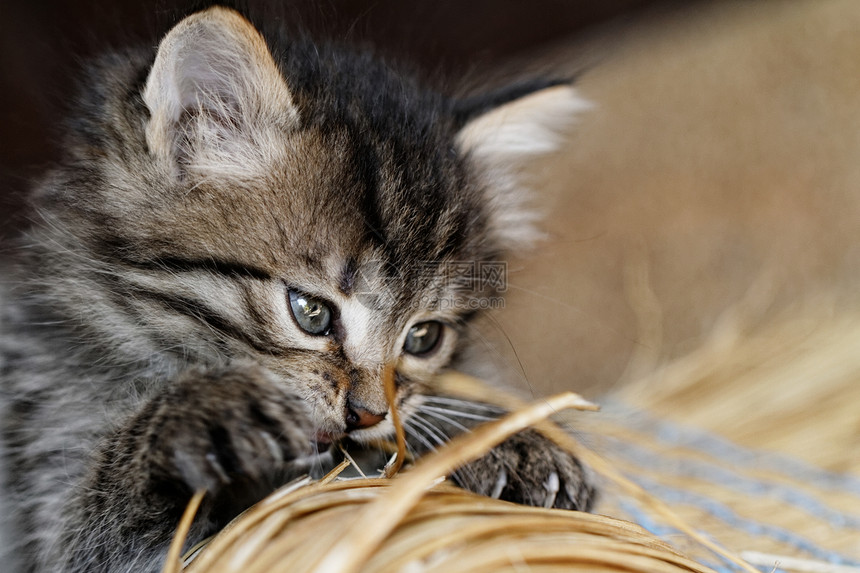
[403,321,443,356]
[288,290,332,335]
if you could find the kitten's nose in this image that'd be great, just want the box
[345,402,386,431]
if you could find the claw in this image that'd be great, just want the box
[490,467,508,499]
[205,452,231,484]
[259,430,283,464]
[543,471,560,508]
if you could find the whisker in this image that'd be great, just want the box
[401,421,439,453]
[420,395,506,414]
[460,317,532,390]
[419,409,471,433]
[408,414,485,490]
[420,404,498,423]
[405,415,451,448]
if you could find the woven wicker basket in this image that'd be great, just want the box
[163,304,860,573]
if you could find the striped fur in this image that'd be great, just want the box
[0,7,592,572]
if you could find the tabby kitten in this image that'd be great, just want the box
[0,7,594,572]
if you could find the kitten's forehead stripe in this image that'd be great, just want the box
[339,257,357,296]
[351,139,386,246]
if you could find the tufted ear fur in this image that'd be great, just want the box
[143,6,298,178]
[455,84,591,252]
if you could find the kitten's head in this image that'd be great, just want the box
[39,7,588,442]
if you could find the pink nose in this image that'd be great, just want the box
[345,405,386,430]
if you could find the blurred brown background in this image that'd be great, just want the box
[480,0,860,398]
[0,0,676,244]
[3,0,859,400]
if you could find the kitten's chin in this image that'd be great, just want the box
[344,422,394,445]
[312,430,344,452]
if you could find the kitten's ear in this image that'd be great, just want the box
[143,7,298,176]
[455,83,591,251]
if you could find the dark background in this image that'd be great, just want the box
[0,0,686,246]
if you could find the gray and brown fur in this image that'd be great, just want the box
[0,7,594,572]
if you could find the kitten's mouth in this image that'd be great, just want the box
[312,430,343,452]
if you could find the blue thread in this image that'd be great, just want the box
[629,474,860,568]
[600,400,860,497]
[599,433,860,530]
[617,498,677,538]
[617,499,778,573]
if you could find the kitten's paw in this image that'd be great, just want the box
[454,430,596,511]
[143,363,313,495]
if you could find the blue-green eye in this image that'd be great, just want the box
[403,321,443,356]
[288,290,332,335]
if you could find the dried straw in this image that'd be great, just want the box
[433,372,759,573]
[156,369,743,573]
[579,296,860,569]
[163,489,205,573]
